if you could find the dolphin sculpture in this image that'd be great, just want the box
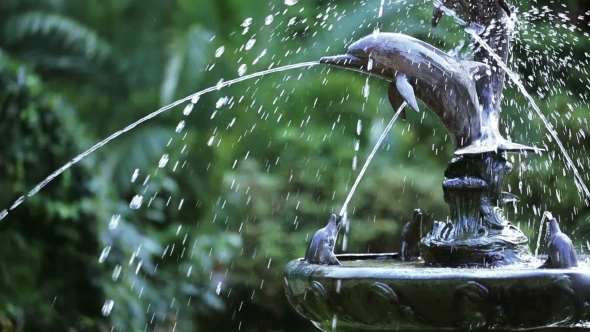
[320,32,541,155]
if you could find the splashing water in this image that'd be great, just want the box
[466,30,590,203]
[534,211,552,258]
[0,61,319,222]
[339,102,407,217]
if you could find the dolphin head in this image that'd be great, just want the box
[319,35,388,74]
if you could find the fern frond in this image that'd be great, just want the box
[4,11,112,62]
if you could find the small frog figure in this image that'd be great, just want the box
[401,209,423,261]
[540,213,578,269]
[304,214,343,266]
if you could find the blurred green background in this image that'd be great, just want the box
[1,0,589,331]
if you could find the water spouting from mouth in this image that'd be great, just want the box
[0,61,319,222]
[339,102,407,217]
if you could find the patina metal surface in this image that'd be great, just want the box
[420,153,533,267]
[284,255,590,331]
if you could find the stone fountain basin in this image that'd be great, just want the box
[284,253,590,332]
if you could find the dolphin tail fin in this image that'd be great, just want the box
[395,75,420,113]
[498,0,511,16]
[388,82,407,120]
[502,192,520,203]
[432,6,444,27]
[464,61,491,80]
[497,140,544,154]
[454,140,543,155]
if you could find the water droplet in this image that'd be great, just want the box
[332,314,338,330]
[176,120,185,133]
[99,246,111,263]
[9,196,25,210]
[135,260,143,274]
[284,0,298,6]
[0,209,7,221]
[190,95,200,105]
[241,18,252,27]
[183,103,194,115]
[187,265,193,277]
[158,154,170,168]
[362,78,370,98]
[102,300,114,316]
[216,282,222,295]
[112,265,122,280]
[238,64,247,76]
[129,195,144,210]
[357,120,362,135]
[264,15,274,25]
[215,46,225,57]
[207,136,215,146]
[131,169,139,182]
[245,38,256,50]
[108,214,120,230]
[216,96,229,108]
[367,58,374,71]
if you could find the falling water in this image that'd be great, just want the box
[374,0,386,34]
[339,102,407,217]
[466,30,590,203]
[0,61,319,222]
[534,211,551,258]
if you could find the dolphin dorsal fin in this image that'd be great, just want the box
[395,75,420,113]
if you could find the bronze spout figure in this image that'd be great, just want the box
[540,214,578,269]
[304,214,343,265]
[401,209,423,261]
[320,32,540,155]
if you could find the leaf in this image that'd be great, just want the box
[4,11,112,62]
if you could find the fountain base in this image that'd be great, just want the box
[284,254,590,331]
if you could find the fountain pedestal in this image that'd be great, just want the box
[421,153,532,267]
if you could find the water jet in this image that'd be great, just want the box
[283,1,590,331]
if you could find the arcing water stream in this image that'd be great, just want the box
[438,3,590,204]
[338,102,407,217]
[467,31,590,204]
[0,61,319,222]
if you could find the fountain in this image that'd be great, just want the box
[283,0,590,331]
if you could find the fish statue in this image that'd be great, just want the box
[304,214,343,265]
[539,214,578,269]
[320,32,540,155]
[401,209,423,261]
